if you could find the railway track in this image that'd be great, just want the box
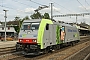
[63,36,90,60]
[64,43,90,60]
[0,36,90,60]
[84,53,90,60]
[0,47,16,56]
[0,46,15,51]
[5,36,90,60]
[0,49,16,56]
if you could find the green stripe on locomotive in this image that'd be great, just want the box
[56,25,63,44]
[37,19,53,49]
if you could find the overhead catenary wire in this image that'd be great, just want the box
[0,4,15,10]
[0,0,13,10]
[77,0,88,12]
[85,0,90,6]
[0,0,33,12]
[0,0,35,10]
[50,0,76,13]
[13,0,63,14]
[1,0,3,7]
[53,6,63,14]
[29,0,43,6]
[12,0,34,8]
[0,0,19,11]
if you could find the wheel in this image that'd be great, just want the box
[44,47,50,54]
[16,44,21,51]
[53,45,57,51]
[57,45,60,50]
[71,42,75,46]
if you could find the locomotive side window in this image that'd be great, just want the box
[46,24,49,30]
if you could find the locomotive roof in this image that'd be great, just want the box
[23,19,42,23]
[53,22,75,27]
[23,19,76,28]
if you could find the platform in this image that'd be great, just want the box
[0,40,18,48]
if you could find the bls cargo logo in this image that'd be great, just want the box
[33,35,37,37]
[68,29,77,32]
[20,34,26,37]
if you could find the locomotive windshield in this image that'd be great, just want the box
[21,22,40,30]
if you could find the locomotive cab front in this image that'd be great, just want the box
[16,19,41,55]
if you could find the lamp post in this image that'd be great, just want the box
[3,9,8,41]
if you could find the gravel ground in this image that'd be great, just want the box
[65,45,90,60]
[0,52,23,60]
[38,41,90,60]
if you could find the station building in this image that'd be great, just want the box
[0,22,16,40]
[73,24,90,36]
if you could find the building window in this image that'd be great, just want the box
[8,27,10,30]
[2,27,4,30]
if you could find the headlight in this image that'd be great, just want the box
[33,40,37,42]
[19,40,22,42]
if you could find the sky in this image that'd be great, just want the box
[0,0,90,24]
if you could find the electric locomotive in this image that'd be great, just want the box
[16,19,80,55]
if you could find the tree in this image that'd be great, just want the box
[15,16,30,34]
[30,12,50,19]
[23,16,30,20]
[30,12,42,19]
[13,16,22,34]
[14,16,20,21]
[43,13,50,19]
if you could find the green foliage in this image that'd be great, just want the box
[23,16,30,20]
[43,13,50,19]
[30,12,50,19]
[14,16,30,34]
[14,16,20,21]
[13,26,19,34]
[13,16,23,34]
[30,12,42,19]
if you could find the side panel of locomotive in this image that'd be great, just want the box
[64,26,80,43]
[52,22,80,45]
